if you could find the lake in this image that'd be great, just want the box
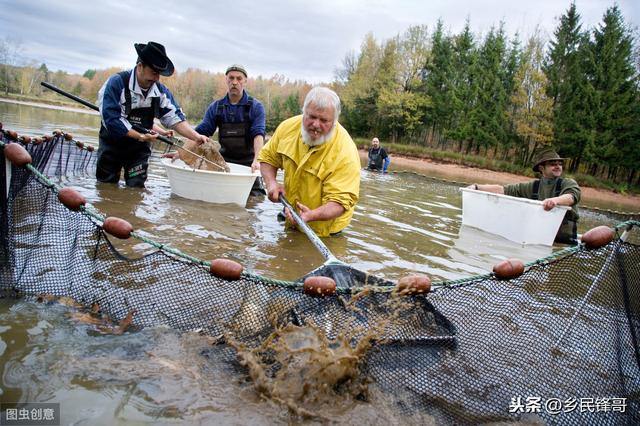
[0,100,623,424]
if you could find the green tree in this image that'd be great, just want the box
[543,2,593,171]
[72,81,82,96]
[374,38,403,139]
[283,93,300,117]
[447,20,478,150]
[0,37,22,95]
[422,20,455,147]
[588,5,639,182]
[339,33,382,135]
[467,25,509,155]
[82,69,96,80]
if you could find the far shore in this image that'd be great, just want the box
[359,150,640,214]
[0,97,99,115]
[2,96,637,214]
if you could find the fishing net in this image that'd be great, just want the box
[1,132,639,425]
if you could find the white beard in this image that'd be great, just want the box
[301,123,336,147]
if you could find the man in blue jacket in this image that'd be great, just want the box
[97,41,207,187]
[195,65,266,194]
[196,65,266,172]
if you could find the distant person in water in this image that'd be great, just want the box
[468,147,581,245]
[97,41,207,187]
[367,137,390,173]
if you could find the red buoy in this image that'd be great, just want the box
[581,226,615,249]
[396,275,431,294]
[57,187,86,211]
[303,276,337,297]
[102,217,133,239]
[493,258,525,280]
[209,259,243,280]
[3,143,32,167]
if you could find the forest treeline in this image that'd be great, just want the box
[1,3,638,187]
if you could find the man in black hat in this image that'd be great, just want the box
[97,41,208,187]
[468,147,581,244]
[195,64,266,193]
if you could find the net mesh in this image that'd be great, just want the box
[1,134,639,424]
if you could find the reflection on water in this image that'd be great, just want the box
[0,101,626,423]
[0,100,100,145]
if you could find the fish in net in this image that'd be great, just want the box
[174,138,230,172]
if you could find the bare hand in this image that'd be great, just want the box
[542,198,557,211]
[296,201,312,222]
[266,183,285,203]
[194,134,209,145]
[162,152,177,159]
[251,160,260,173]
[139,132,159,143]
[284,202,310,223]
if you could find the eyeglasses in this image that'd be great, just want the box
[546,161,563,166]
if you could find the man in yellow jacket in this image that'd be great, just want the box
[258,87,360,237]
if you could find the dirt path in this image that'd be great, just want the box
[360,151,640,214]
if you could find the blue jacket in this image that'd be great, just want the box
[195,91,266,139]
[97,69,186,140]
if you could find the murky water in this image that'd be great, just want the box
[0,101,624,424]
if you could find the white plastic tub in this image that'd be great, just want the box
[161,158,258,207]
[460,187,570,246]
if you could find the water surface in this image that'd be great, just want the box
[0,101,622,424]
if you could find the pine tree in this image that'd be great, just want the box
[467,25,509,155]
[447,20,478,151]
[543,2,593,171]
[588,5,638,182]
[422,20,455,147]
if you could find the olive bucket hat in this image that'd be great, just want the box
[134,41,175,76]
[532,147,566,172]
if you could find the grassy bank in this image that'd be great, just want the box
[354,138,639,195]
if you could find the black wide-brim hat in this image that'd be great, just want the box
[134,41,174,77]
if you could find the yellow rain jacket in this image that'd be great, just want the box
[258,115,361,236]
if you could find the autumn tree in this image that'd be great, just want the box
[509,31,554,166]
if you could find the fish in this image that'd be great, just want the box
[178,138,230,172]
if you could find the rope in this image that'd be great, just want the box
[553,237,622,349]
[2,136,639,296]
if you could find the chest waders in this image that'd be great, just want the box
[532,178,578,245]
[97,71,159,187]
[216,97,265,194]
[368,148,384,170]
[215,97,254,167]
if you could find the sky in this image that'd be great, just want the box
[1,0,638,83]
